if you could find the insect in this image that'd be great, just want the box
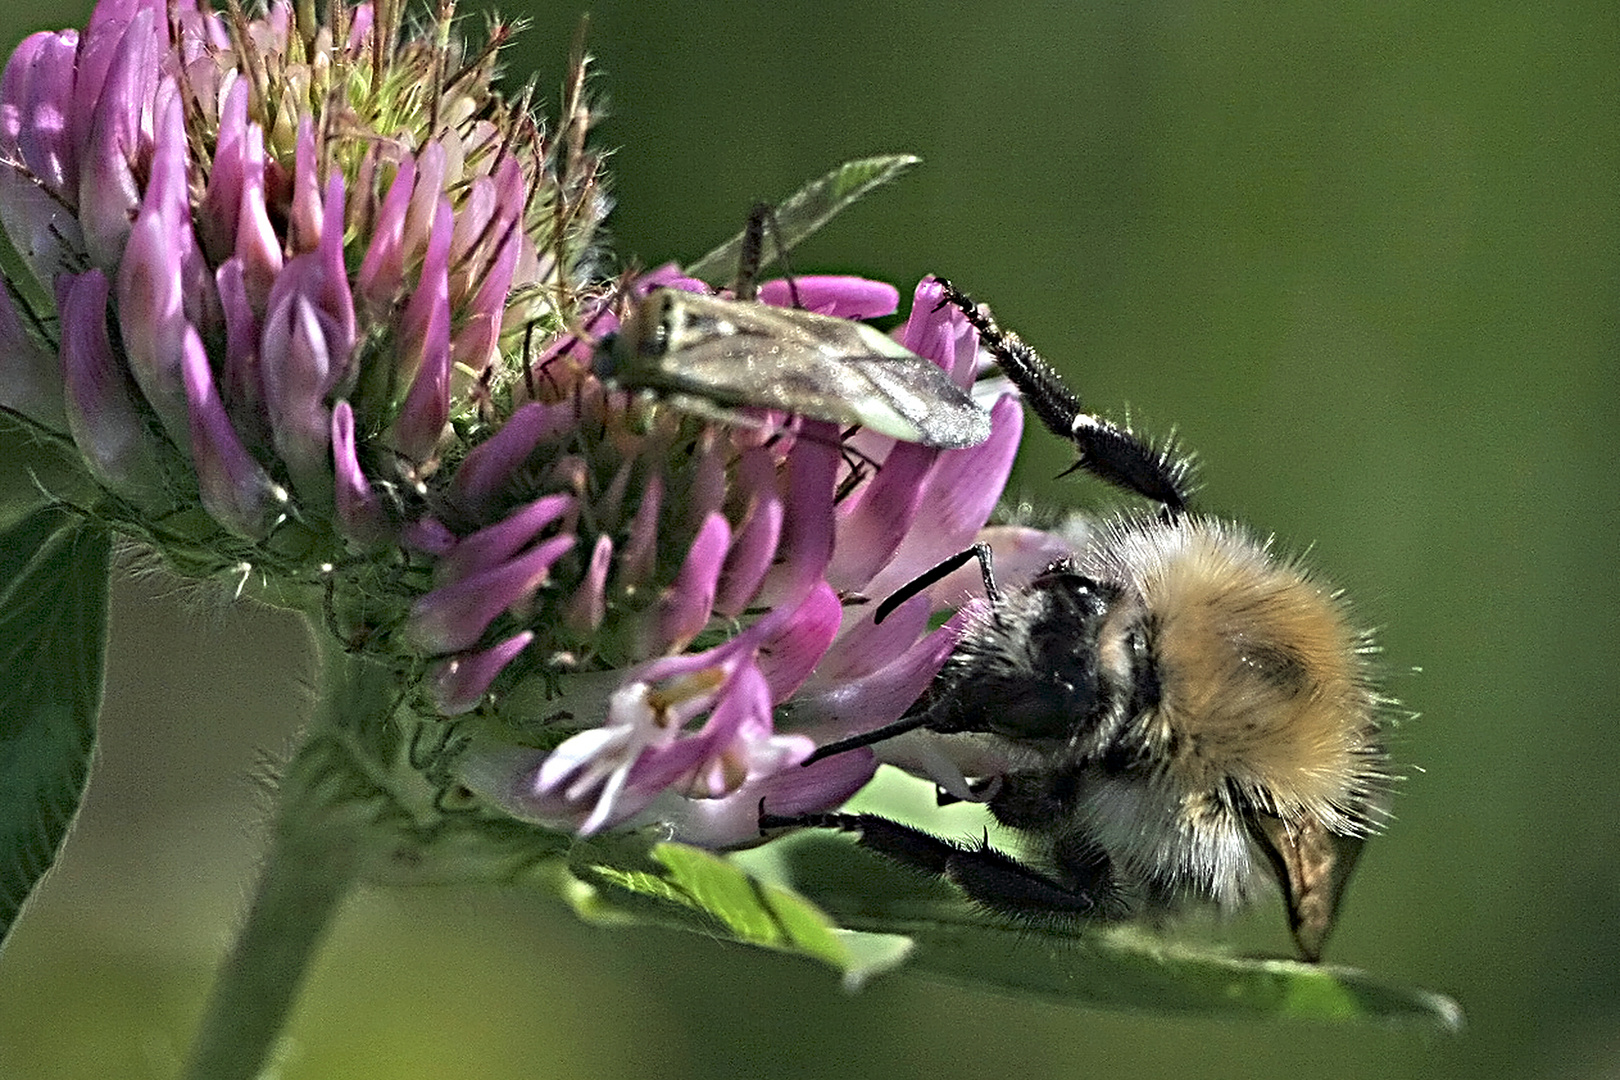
[591,207,993,449]
[765,279,1391,962]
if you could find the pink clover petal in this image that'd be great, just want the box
[198,78,249,261]
[814,590,933,685]
[71,4,134,159]
[402,516,457,556]
[451,221,519,380]
[405,533,576,655]
[1,33,64,187]
[520,315,608,400]
[313,174,356,360]
[431,631,534,716]
[356,153,415,309]
[826,438,935,592]
[864,394,1023,603]
[447,400,574,511]
[435,493,576,585]
[387,302,452,465]
[753,427,838,607]
[668,666,784,799]
[77,9,157,270]
[447,174,496,271]
[639,263,708,294]
[215,258,268,443]
[115,208,188,440]
[0,31,85,286]
[562,534,613,634]
[399,138,446,272]
[897,278,970,381]
[616,474,663,590]
[288,116,322,253]
[919,524,1080,611]
[60,269,161,493]
[330,400,392,548]
[386,195,453,463]
[397,195,453,385]
[659,748,878,848]
[261,293,335,493]
[649,512,731,654]
[757,275,899,320]
[796,607,973,744]
[344,3,374,51]
[634,582,805,688]
[714,469,783,615]
[679,429,727,535]
[753,581,842,701]
[14,32,78,197]
[233,123,283,309]
[180,325,288,539]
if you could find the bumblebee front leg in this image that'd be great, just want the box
[761,810,1120,923]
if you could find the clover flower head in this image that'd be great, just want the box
[0,0,1027,849]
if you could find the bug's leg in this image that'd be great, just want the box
[734,202,801,308]
[734,202,767,301]
[934,278,1193,512]
[761,810,1119,922]
[873,541,1001,624]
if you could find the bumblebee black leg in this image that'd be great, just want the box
[762,811,1118,922]
[934,278,1192,512]
[874,541,1001,624]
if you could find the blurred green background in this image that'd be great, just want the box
[1,1,1616,1077]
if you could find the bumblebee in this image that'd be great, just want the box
[767,280,1391,961]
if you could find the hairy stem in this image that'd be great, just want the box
[182,630,397,1080]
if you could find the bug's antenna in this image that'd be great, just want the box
[801,713,935,766]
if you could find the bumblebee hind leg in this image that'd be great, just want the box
[761,810,1122,924]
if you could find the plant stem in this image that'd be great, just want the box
[182,632,396,1080]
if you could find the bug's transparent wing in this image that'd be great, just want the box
[642,308,991,448]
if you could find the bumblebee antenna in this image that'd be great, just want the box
[934,278,1192,512]
[801,713,936,766]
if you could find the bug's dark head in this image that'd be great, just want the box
[593,289,677,380]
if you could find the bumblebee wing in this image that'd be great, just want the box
[655,309,993,448]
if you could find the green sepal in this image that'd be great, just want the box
[0,507,111,951]
[684,154,922,285]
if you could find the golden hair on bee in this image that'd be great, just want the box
[1087,514,1386,831]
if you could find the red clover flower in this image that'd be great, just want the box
[0,0,1025,849]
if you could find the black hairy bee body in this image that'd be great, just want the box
[767,280,1391,962]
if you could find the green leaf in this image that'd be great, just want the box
[565,839,910,989]
[0,507,111,951]
[684,154,922,285]
[775,834,1463,1029]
